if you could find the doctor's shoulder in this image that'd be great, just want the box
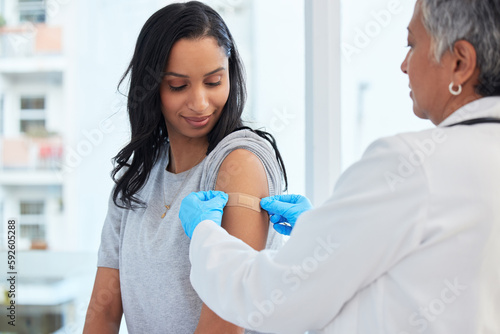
[363,127,447,159]
[332,129,442,195]
[354,125,463,172]
[342,125,493,193]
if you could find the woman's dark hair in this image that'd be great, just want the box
[112,1,287,208]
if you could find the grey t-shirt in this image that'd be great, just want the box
[97,129,284,334]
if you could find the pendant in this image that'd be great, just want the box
[161,205,170,219]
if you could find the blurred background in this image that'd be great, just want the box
[0,0,425,332]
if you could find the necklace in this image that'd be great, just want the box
[161,154,205,219]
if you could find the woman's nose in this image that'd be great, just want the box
[188,87,209,113]
[401,52,409,74]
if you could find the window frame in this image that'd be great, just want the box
[19,199,46,242]
[19,95,46,134]
[305,0,341,205]
[18,0,46,23]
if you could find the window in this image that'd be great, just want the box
[20,200,46,242]
[20,96,46,134]
[340,0,427,170]
[21,96,45,109]
[209,0,306,196]
[18,0,46,23]
[2,1,306,332]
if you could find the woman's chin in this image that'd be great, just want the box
[412,107,429,121]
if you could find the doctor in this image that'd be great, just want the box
[179,0,500,333]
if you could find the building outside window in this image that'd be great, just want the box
[20,96,46,134]
[19,199,46,244]
[18,0,46,23]
[340,0,428,170]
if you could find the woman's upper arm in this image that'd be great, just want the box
[83,267,123,334]
[215,148,270,251]
[195,149,270,333]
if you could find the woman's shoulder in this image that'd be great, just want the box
[201,128,283,195]
[209,128,277,160]
[216,128,271,147]
[208,128,276,162]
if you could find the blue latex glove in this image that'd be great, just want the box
[260,194,313,235]
[179,191,228,239]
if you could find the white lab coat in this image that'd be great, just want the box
[189,97,500,334]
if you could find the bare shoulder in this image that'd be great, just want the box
[215,148,269,198]
[215,150,270,251]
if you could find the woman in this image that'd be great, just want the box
[83,2,287,333]
[179,0,500,333]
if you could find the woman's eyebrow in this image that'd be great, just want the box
[204,67,226,77]
[163,71,188,78]
[162,67,226,78]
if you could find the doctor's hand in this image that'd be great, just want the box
[260,194,313,235]
[179,191,228,239]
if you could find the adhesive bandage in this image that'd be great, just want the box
[226,193,262,212]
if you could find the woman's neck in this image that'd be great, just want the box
[167,135,208,174]
[436,92,482,125]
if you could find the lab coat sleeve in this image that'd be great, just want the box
[189,135,428,333]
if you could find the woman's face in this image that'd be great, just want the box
[401,1,454,124]
[160,37,230,142]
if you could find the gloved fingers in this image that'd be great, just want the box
[272,222,292,236]
[270,214,293,235]
[260,197,296,216]
[261,194,302,205]
[206,190,228,202]
[296,195,313,209]
[179,197,196,238]
[179,191,228,239]
[180,192,200,209]
[204,191,228,208]
[211,191,229,207]
[193,190,228,202]
[270,214,280,224]
[270,214,287,224]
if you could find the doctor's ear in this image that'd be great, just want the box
[450,40,479,87]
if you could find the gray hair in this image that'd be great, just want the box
[420,0,500,96]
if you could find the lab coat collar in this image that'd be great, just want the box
[439,96,500,127]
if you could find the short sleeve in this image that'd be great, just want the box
[201,129,285,253]
[200,129,283,196]
[97,190,123,269]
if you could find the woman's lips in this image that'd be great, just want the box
[183,115,211,127]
